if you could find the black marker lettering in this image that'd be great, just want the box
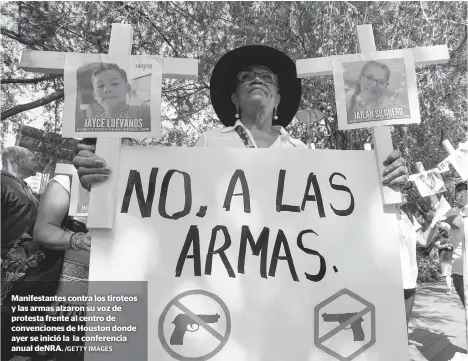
[159,170,192,220]
[297,229,326,282]
[205,226,236,278]
[238,226,270,279]
[269,229,299,281]
[300,172,326,217]
[175,225,201,277]
[120,168,158,218]
[329,172,355,216]
[276,170,300,212]
[223,170,251,213]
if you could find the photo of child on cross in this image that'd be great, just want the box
[75,62,151,132]
[344,58,411,124]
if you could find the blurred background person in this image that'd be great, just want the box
[444,181,467,306]
[433,222,453,295]
[1,146,40,258]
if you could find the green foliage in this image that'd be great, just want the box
[416,246,441,284]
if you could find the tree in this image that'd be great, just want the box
[1,2,466,165]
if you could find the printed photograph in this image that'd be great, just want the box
[75,61,152,132]
[343,58,411,124]
[410,169,447,197]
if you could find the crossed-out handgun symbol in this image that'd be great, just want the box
[322,313,365,341]
[170,313,221,345]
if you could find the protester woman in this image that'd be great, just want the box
[73,45,409,190]
[397,195,438,327]
[433,222,453,295]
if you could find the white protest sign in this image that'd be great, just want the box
[409,169,447,198]
[63,54,162,138]
[54,163,89,217]
[430,195,452,229]
[88,147,408,361]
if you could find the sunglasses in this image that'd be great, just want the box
[237,71,278,85]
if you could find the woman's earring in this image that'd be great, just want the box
[273,108,278,120]
[235,108,240,119]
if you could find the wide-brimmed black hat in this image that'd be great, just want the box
[210,45,301,127]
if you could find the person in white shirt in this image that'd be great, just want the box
[433,222,453,295]
[73,45,409,190]
[444,181,467,306]
[397,194,438,326]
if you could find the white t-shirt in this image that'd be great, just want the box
[450,213,464,275]
[397,211,421,289]
[195,120,307,149]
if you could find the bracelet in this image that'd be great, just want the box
[69,232,85,251]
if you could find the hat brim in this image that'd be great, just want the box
[210,45,301,127]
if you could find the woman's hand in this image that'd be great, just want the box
[73,144,111,191]
[382,150,409,189]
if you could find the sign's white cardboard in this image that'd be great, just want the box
[332,49,420,130]
[63,54,162,138]
[87,147,408,361]
[54,163,89,217]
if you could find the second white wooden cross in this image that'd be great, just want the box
[296,24,449,206]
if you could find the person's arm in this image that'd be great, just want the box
[33,181,90,251]
[433,240,445,250]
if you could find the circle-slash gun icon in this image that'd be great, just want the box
[170,313,221,345]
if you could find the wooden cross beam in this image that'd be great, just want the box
[296,45,449,78]
[19,23,198,229]
[20,51,198,80]
[296,24,449,206]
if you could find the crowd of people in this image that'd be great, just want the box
[1,44,466,361]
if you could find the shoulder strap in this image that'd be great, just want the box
[234,126,256,148]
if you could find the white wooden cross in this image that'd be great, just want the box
[19,23,198,230]
[296,24,449,206]
[414,161,440,208]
